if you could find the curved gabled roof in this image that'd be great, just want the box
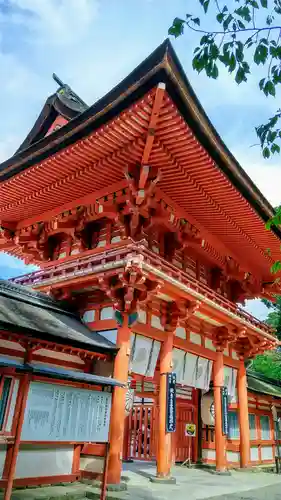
[15,77,88,154]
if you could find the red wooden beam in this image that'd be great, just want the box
[141,83,166,169]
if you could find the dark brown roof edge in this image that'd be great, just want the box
[0,39,279,240]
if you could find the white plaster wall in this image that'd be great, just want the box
[80,456,104,473]
[226,451,240,463]
[138,309,147,324]
[202,449,216,460]
[204,338,216,351]
[261,446,273,461]
[0,446,7,478]
[100,306,114,320]
[82,310,95,323]
[35,349,84,365]
[151,315,164,330]
[175,326,186,339]
[0,340,25,352]
[250,446,259,461]
[190,332,201,345]
[15,446,74,479]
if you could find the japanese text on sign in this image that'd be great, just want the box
[21,382,112,443]
[221,386,229,436]
[166,372,176,433]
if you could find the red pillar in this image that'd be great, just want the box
[238,359,250,468]
[4,374,30,500]
[156,331,173,478]
[213,350,226,472]
[107,316,131,484]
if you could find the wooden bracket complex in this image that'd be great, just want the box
[98,255,162,316]
[160,299,200,332]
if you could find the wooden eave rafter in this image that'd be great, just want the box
[0,39,280,281]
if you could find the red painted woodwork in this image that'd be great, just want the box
[72,444,82,474]
[127,404,158,461]
[82,443,106,456]
[4,374,29,500]
[1,85,280,287]
[0,474,80,489]
[11,243,275,340]
[127,400,197,464]
[174,404,196,463]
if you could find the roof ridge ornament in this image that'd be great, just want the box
[52,73,88,108]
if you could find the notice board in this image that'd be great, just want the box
[21,381,112,443]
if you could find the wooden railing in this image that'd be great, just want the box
[10,242,274,335]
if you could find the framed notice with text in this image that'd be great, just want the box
[166,372,176,433]
[221,386,229,436]
[21,381,112,443]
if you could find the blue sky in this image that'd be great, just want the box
[0,0,279,319]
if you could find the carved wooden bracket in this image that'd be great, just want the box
[212,326,236,351]
[98,255,162,315]
[160,299,200,332]
[232,332,277,359]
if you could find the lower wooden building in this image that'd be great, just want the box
[124,368,281,469]
[0,280,122,499]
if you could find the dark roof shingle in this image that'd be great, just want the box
[0,280,116,354]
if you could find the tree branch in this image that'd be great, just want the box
[186,22,281,36]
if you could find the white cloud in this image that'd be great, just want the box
[9,0,100,46]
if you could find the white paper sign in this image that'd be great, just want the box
[21,382,112,443]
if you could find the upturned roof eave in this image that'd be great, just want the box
[0,38,279,241]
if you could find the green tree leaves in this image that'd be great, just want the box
[168,0,281,158]
[251,350,281,380]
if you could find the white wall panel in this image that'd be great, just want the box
[226,451,240,463]
[261,446,273,461]
[250,446,259,461]
[0,446,7,478]
[202,449,216,460]
[15,446,74,478]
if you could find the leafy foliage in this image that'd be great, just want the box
[168,0,281,159]
[262,294,281,338]
[251,295,281,378]
[169,2,281,274]
[251,349,281,380]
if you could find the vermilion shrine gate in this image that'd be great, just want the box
[0,40,281,485]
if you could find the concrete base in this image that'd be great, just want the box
[149,475,176,484]
[208,469,232,476]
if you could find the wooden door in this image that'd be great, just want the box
[127,404,158,461]
[174,404,197,463]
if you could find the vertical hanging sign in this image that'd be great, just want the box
[221,386,229,436]
[166,372,176,433]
